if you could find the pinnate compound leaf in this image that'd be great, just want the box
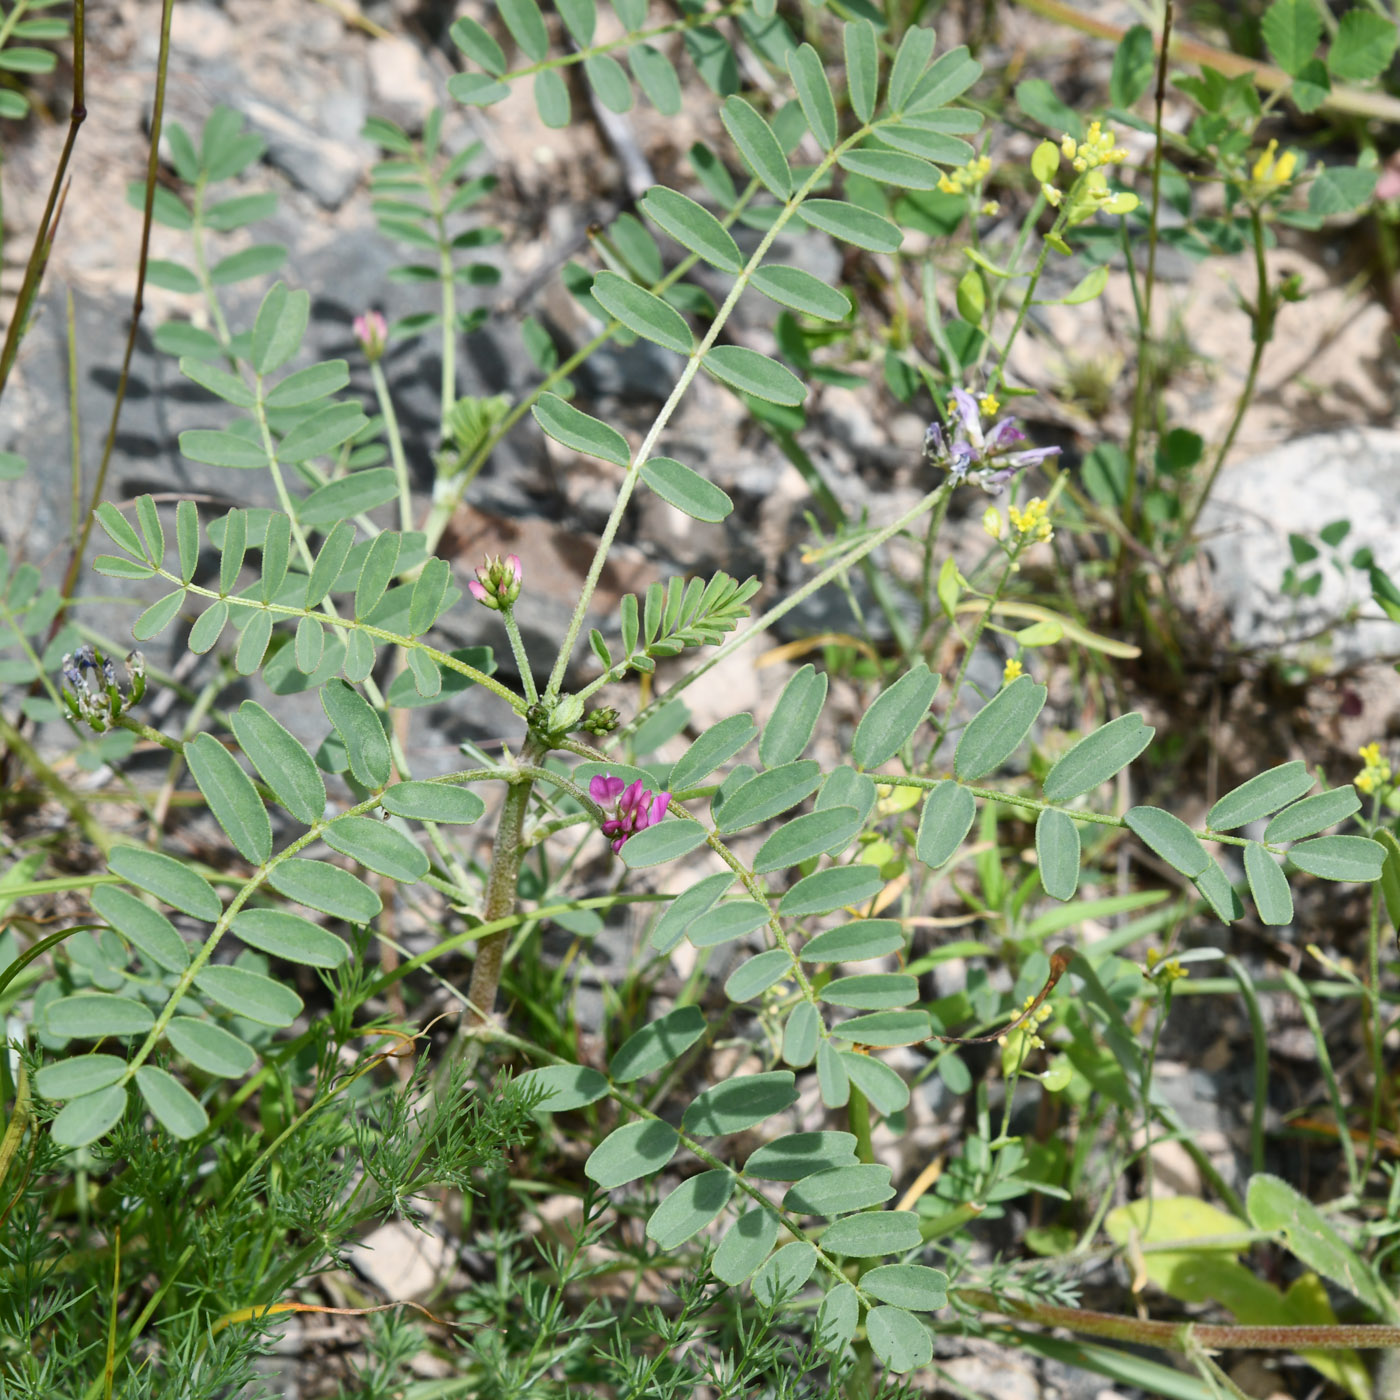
[817,1039,850,1107]
[516,1064,609,1112]
[863,1263,949,1311]
[1195,857,1245,924]
[322,680,391,789]
[1208,761,1314,831]
[278,403,369,463]
[744,1131,859,1180]
[823,1210,923,1257]
[723,949,793,1002]
[754,806,861,873]
[611,1005,707,1081]
[133,590,187,642]
[591,271,693,354]
[1288,835,1385,882]
[844,20,878,123]
[646,1171,735,1249]
[1264,787,1360,844]
[839,148,939,189]
[265,360,350,409]
[533,69,570,127]
[630,43,682,115]
[1036,807,1080,902]
[799,199,903,253]
[713,1207,779,1285]
[670,714,756,790]
[852,662,940,768]
[47,993,155,1038]
[750,264,850,321]
[640,187,743,272]
[499,0,548,60]
[716,760,820,832]
[179,429,267,469]
[50,1086,128,1147]
[166,1017,256,1077]
[721,95,791,197]
[92,886,188,973]
[252,283,310,375]
[640,457,733,523]
[231,700,326,825]
[840,1050,911,1113]
[687,899,768,948]
[267,858,381,922]
[703,346,806,406]
[818,1282,861,1350]
[585,1119,680,1188]
[1042,712,1154,801]
[584,52,632,112]
[110,847,221,921]
[800,919,903,963]
[134,1065,208,1139]
[916,781,976,869]
[194,966,303,1026]
[234,611,272,675]
[779,864,884,917]
[649,872,733,952]
[752,1241,817,1305]
[832,1009,929,1048]
[533,392,631,466]
[866,1306,933,1372]
[380,781,485,823]
[683,1071,797,1136]
[185,732,272,865]
[782,1001,820,1066]
[298,469,399,526]
[1245,842,1293,926]
[887,24,935,110]
[232,909,348,967]
[955,677,1047,780]
[1125,806,1210,878]
[619,820,707,868]
[784,1163,893,1215]
[179,355,254,406]
[787,44,838,149]
[820,973,918,1010]
[36,1055,128,1101]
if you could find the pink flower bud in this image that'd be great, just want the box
[353,311,388,362]
[468,553,523,611]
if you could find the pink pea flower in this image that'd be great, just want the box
[353,310,388,362]
[589,771,673,854]
[467,554,522,611]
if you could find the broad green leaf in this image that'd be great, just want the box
[820,973,917,1010]
[380,781,485,823]
[134,1065,208,1139]
[110,847,221,921]
[817,1039,850,1107]
[844,21,879,123]
[782,1001,820,1066]
[840,1051,910,1113]
[267,858,381,922]
[205,192,278,231]
[533,69,570,127]
[852,662,940,769]
[640,457,732,522]
[252,283,310,374]
[35,1055,128,1101]
[147,259,201,293]
[751,1240,817,1305]
[1195,857,1245,924]
[785,1163,894,1215]
[1124,806,1209,878]
[179,356,254,407]
[703,346,806,406]
[233,909,349,966]
[234,609,273,676]
[47,993,155,1038]
[1110,23,1157,105]
[449,15,505,73]
[533,392,631,466]
[1309,164,1378,216]
[723,949,793,1002]
[265,360,350,409]
[787,45,837,149]
[50,1086,128,1147]
[407,556,452,636]
[866,1306,933,1373]
[298,469,399,526]
[353,530,400,618]
[218,510,248,596]
[954,677,1047,780]
[1288,835,1385,882]
[185,732,271,866]
[761,667,828,769]
[619,820,708,868]
[915,781,976,869]
[649,872,733,952]
[755,806,861,873]
[823,1210,922,1257]
[611,1004,707,1081]
[1036,807,1080,902]
[166,1016,256,1077]
[1245,842,1293,926]
[259,513,291,603]
[305,520,356,607]
[1327,10,1398,83]
[819,766,878,825]
[92,886,188,973]
[1042,713,1154,801]
[584,52,632,112]
[688,900,769,948]
[94,555,155,580]
[592,270,693,353]
[830,1010,930,1048]
[647,1171,734,1248]
[323,816,428,882]
[517,1064,609,1111]
[210,243,286,286]
[1262,0,1321,77]
[194,966,303,1026]
[1207,761,1314,831]
[277,403,368,463]
[887,24,935,110]
[779,865,884,917]
[557,0,595,46]
[721,95,791,197]
[446,72,510,105]
[716,760,820,832]
[799,199,903,253]
[640,187,743,272]
[684,1071,797,1136]
[839,148,939,189]
[231,700,326,825]
[800,919,903,963]
[322,680,391,788]
[863,1263,948,1311]
[630,43,682,115]
[713,1207,779,1285]
[1264,787,1360,844]
[499,0,547,59]
[584,1119,680,1188]
[670,714,756,790]
[817,1282,861,1350]
[745,1130,859,1180]
[132,589,186,642]
[750,264,850,321]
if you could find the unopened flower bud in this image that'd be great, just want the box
[582,706,620,735]
[467,553,522,611]
[352,311,389,362]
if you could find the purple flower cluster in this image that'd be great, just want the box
[590,772,672,854]
[925,388,1061,494]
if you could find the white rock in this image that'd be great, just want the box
[346,1221,452,1299]
[368,35,439,133]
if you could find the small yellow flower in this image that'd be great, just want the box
[1041,182,1062,207]
[1008,497,1054,544]
[979,392,1000,416]
[983,506,1003,539]
[939,154,992,196]
[1060,134,1077,161]
[1003,658,1024,685]
[981,200,1001,216]
[1354,742,1392,796]
[1069,120,1129,174]
[1251,138,1298,195]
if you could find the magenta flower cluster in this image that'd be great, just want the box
[589,772,672,853]
[925,388,1061,494]
[352,310,388,362]
[467,554,523,611]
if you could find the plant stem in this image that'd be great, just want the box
[500,606,538,705]
[371,359,413,533]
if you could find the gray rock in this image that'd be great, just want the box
[240,97,367,210]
